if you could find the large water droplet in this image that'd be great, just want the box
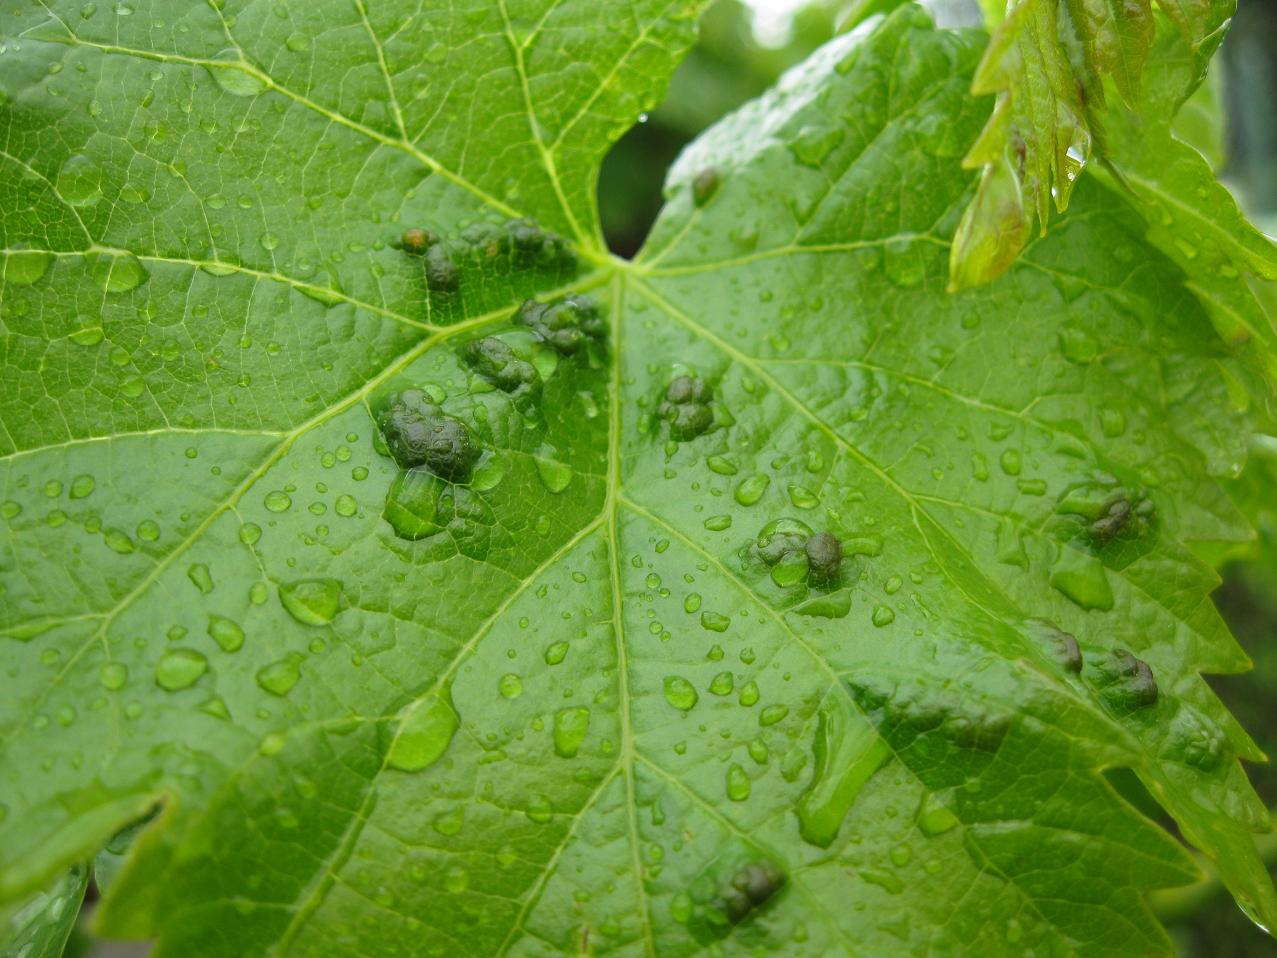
[206,50,268,97]
[663,675,699,711]
[734,474,770,506]
[56,154,104,207]
[797,701,890,848]
[387,687,458,772]
[3,249,54,286]
[207,614,245,652]
[88,250,148,292]
[535,457,572,493]
[726,763,751,801]
[155,649,208,691]
[256,655,302,696]
[279,579,342,626]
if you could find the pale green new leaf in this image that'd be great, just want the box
[948,0,1248,292]
[1,3,1275,957]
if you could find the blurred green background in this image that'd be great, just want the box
[56,0,1277,954]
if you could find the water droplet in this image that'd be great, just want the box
[334,494,357,517]
[871,605,895,627]
[738,681,760,707]
[553,706,590,757]
[432,807,464,836]
[186,563,214,594]
[916,796,960,837]
[663,676,698,711]
[499,673,523,699]
[239,522,262,546]
[103,528,134,554]
[2,249,53,286]
[1048,548,1114,611]
[734,474,770,506]
[703,514,732,531]
[88,250,147,292]
[797,702,891,848]
[256,655,301,696]
[700,611,730,633]
[206,50,268,96]
[207,614,244,653]
[99,662,128,690]
[787,484,819,509]
[136,519,160,541]
[285,31,311,52]
[387,688,458,772]
[759,704,788,727]
[726,763,751,801]
[709,671,734,696]
[279,579,342,626]
[535,457,572,493]
[56,154,104,207]
[69,474,95,498]
[155,648,208,691]
[263,490,292,512]
[526,794,554,824]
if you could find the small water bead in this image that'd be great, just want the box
[264,490,292,512]
[553,707,590,757]
[206,50,268,97]
[0,501,20,519]
[187,563,214,594]
[787,485,819,510]
[432,807,464,836]
[683,592,702,614]
[663,676,699,711]
[279,579,342,626]
[99,662,128,690]
[526,794,554,824]
[334,494,357,517]
[708,672,734,696]
[256,655,302,696]
[535,457,572,493]
[758,704,789,727]
[703,515,732,531]
[155,649,208,691]
[239,522,262,546]
[69,474,95,498]
[249,582,269,605]
[734,474,770,506]
[871,605,895,627]
[544,641,569,665]
[700,612,730,632]
[103,528,135,554]
[738,681,760,707]
[207,614,245,653]
[136,519,160,541]
[707,455,737,475]
[725,763,751,801]
[499,673,523,699]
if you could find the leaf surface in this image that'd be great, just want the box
[1,3,1274,956]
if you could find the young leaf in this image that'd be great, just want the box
[1,3,1274,957]
[949,0,1241,290]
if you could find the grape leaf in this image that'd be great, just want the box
[947,0,1253,292]
[1,863,87,958]
[1,3,1275,957]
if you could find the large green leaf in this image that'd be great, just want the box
[1,2,1273,956]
